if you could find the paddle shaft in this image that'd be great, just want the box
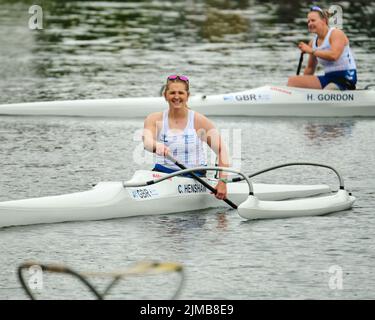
[296,52,304,75]
[167,156,238,209]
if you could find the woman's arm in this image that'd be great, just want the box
[143,112,169,156]
[304,54,318,75]
[299,30,348,62]
[195,113,229,200]
[299,40,318,75]
[196,114,230,174]
[314,29,348,61]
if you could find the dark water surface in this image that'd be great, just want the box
[0,0,374,299]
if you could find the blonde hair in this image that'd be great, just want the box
[322,9,334,22]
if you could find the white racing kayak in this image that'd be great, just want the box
[0,85,374,118]
[0,159,357,229]
[0,169,335,229]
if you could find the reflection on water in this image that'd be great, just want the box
[1,0,375,103]
[160,214,208,235]
[304,120,355,143]
[158,210,229,236]
[200,9,250,42]
[215,212,229,230]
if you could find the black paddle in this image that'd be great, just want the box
[166,154,238,209]
[296,52,304,75]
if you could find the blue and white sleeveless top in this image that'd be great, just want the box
[312,27,356,73]
[155,110,207,170]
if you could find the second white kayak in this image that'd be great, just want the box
[0,85,374,118]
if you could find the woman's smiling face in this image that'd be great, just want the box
[164,82,190,109]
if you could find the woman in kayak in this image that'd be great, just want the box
[143,74,229,200]
[287,6,357,90]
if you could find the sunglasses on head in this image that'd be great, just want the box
[310,6,326,17]
[310,6,323,13]
[167,75,189,82]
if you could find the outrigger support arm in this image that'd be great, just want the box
[230,162,346,190]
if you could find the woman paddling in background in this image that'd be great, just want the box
[287,6,357,90]
[143,75,229,200]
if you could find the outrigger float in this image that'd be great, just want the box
[0,161,355,229]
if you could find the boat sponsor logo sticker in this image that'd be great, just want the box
[223,93,271,103]
[232,93,271,103]
[177,184,207,194]
[306,93,354,102]
[152,173,172,181]
[223,95,235,101]
[270,87,292,95]
[129,188,159,200]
